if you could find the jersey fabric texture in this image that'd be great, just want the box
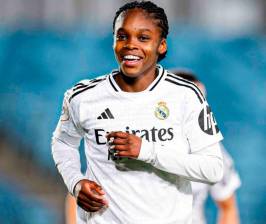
[192,144,241,224]
[52,65,223,224]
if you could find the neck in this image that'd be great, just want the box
[115,67,158,92]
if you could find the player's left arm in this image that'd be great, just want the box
[106,131,223,184]
[106,90,224,184]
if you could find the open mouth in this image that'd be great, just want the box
[122,54,142,66]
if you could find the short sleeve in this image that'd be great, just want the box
[183,90,223,152]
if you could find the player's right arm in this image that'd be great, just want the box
[51,89,107,212]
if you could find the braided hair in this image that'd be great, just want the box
[113,1,169,62]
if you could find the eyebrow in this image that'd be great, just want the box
[116,28,152,33]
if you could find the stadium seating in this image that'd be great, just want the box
[0,175,59,224]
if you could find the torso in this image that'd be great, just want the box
[69,65,207,223]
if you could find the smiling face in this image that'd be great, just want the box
[113,9,167,79]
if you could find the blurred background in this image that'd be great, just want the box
[0,0,265,223]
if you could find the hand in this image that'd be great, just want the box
[75,179,108,212]
[106,131,142,159]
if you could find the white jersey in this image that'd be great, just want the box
[52,65,223,224]
[192,145,241,224]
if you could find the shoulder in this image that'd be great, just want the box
[163,70,206,105]
[65,75,108,104]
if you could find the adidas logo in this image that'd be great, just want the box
[97,108,114,119]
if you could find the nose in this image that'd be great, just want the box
[124,37,138,50]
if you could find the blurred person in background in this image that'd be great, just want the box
[174,70,241,224]
[65,194,77,224]
[65,193,86,224]
[52,1,224,223]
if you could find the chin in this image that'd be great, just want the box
[120,66,141,78]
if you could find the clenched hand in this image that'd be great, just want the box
[75,179,108,212]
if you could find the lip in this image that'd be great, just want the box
[122,58,142,67]
[121,53,143,67]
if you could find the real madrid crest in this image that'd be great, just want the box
[155,101,169,120]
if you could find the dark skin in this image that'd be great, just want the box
[76,180,108,212]
[75,8,167,213]
[113,8,167,92]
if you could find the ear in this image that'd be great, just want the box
[158,38,167,55]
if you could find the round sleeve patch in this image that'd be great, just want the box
[198,105,220,135]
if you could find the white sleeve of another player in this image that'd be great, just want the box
[138,89,224,184]
[210,145,241,201]
[51,91,86,195]
[77,206,87,224]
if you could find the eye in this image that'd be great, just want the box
[116,33,127,41]
[139,35,150,42]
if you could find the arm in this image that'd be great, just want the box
[106,132,223,184]
[51,94,107,212]
[51,96,86,195]
[65,193,78,224]
[65,193,87,224]
[210,145,241,224]
[106,89,223,184]
[216,195,240,224]
[142,140,224,184]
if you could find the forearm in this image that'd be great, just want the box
[65,193,78,224]
[218,210,239,224]
[52,136,85,195]
[217,195,240,224]
[138,142,224,184]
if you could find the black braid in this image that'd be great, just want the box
[113,1,169,62]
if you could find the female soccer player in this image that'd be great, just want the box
[52,1,224,223]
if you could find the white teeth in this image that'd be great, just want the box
[123,55,140,60]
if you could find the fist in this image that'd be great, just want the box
[75,179,108,212]
[106,131,142,159]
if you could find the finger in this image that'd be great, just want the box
[90,185,108,205]
[78,191,103,204]
[112,144,128,151]
[91,183,105,195]
[112,138,128,145]
[106,136,114,146]
[81,185,106,203]
[83,182,105,196]
[107,137,127,146]
[107,131,128,140]
[115,150,131,157]
[78,194,105,208]
[77,200,103,212]
[80,190,108,205]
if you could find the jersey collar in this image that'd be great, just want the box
[108,64,165,93]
